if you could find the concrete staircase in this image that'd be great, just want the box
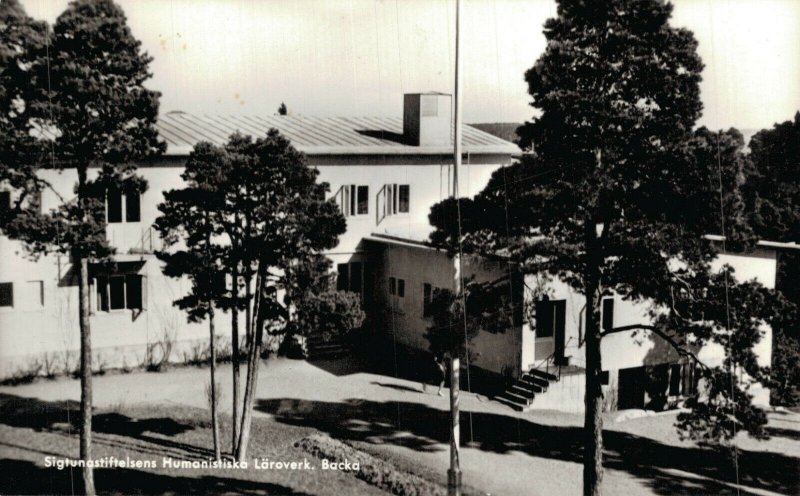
[305,333,350,360]
[495,368,559,411]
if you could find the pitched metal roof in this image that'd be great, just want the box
[157,112,519,156]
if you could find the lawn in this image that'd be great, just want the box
[0,397,386,495]
[1,360,799,496]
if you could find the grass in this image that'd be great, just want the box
[0,396,389,495]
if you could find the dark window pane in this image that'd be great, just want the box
[349,185,356,216]
[397,278,405,298]
[337,263,349,291]
[398,185,409,213]
[125,192,141,222]
[107,189,122,223]
[350,262,362,293]
[600,371,610,385]
[357,186,368,215]
[536,300,554,337]
[386,185,393,215]
[389,277,396,295]
[97,277,109,312]
[669,364,681,396]
[0,282,13,307]
[602,297,614,331]
[126,274,142,309]
[109,276,125,310]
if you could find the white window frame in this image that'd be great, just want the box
[384,184,410,216]
[338,184,369,217]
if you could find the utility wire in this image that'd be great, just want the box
[715,131,740,493]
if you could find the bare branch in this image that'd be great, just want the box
[600,324,711,372]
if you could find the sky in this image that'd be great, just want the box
[20,0,800,131]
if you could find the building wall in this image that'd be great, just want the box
[0,153,511,379]
[521,248,777,376]
[368,241,522,379]
[314,159,506,255]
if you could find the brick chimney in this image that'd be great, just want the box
[403,93,452,147]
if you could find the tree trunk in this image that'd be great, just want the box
[245,271,252,348]
[236,262,266,462]
[583,220,604,496]
[231,262,240,454]
[76,166,96,496]
[209,309,221,461]
[78,256,96,496]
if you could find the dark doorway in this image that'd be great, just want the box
[618,366,646,409]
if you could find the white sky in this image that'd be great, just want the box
[21,0,800,131]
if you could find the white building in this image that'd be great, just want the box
[0,93,517,379]
[1,92,793,414]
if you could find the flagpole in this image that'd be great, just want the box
[448,0,463,495]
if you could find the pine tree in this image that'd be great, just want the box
[155,142,229,461]
[1,1,163,493]
[429,2,786,494]
[233,129,348,461]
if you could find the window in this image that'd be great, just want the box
[96,274,143,311]
[357,186,368,215]
[669,364,682,396]
[535,299,566,338]
[0,282,13,307]
[602,297,614,332]
[337,263,349,291]
[107,190,141,223]
[337,262,362,294]
[600,371,610,385]
[107,189,123,223]
[338,185,368,216]
[126,274,143,309]
[423,283,442,317]
[388,276,404,297]
[398,185,409,213]
[125,191,141,222]
[385,184,410,216]
[20,280,44,310]
[350,262,362,294]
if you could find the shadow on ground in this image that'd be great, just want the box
[0,393,211,460]
[0,458,309,495]
[257,397,800,496]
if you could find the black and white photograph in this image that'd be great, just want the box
[1,0,798,495]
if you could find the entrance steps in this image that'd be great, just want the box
[306,333,350,360]
[494,366,585,412]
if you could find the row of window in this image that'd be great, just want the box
[106,190,141,223]
[0,277,145,313]
[0,190,141,224]
[0,281,44,310]
[534,297,615,338]
[95,274,143,311]
[336,184,410,217]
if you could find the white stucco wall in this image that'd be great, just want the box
[523,249,778,375]
[0,152,511,379]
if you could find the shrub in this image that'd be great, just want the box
[296,434,446,496]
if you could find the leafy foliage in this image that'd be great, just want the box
[424,276,519,360]
[292,284,365,343]
[1,0,164,260]
[744,113,800,244]
[428,1,785,473]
